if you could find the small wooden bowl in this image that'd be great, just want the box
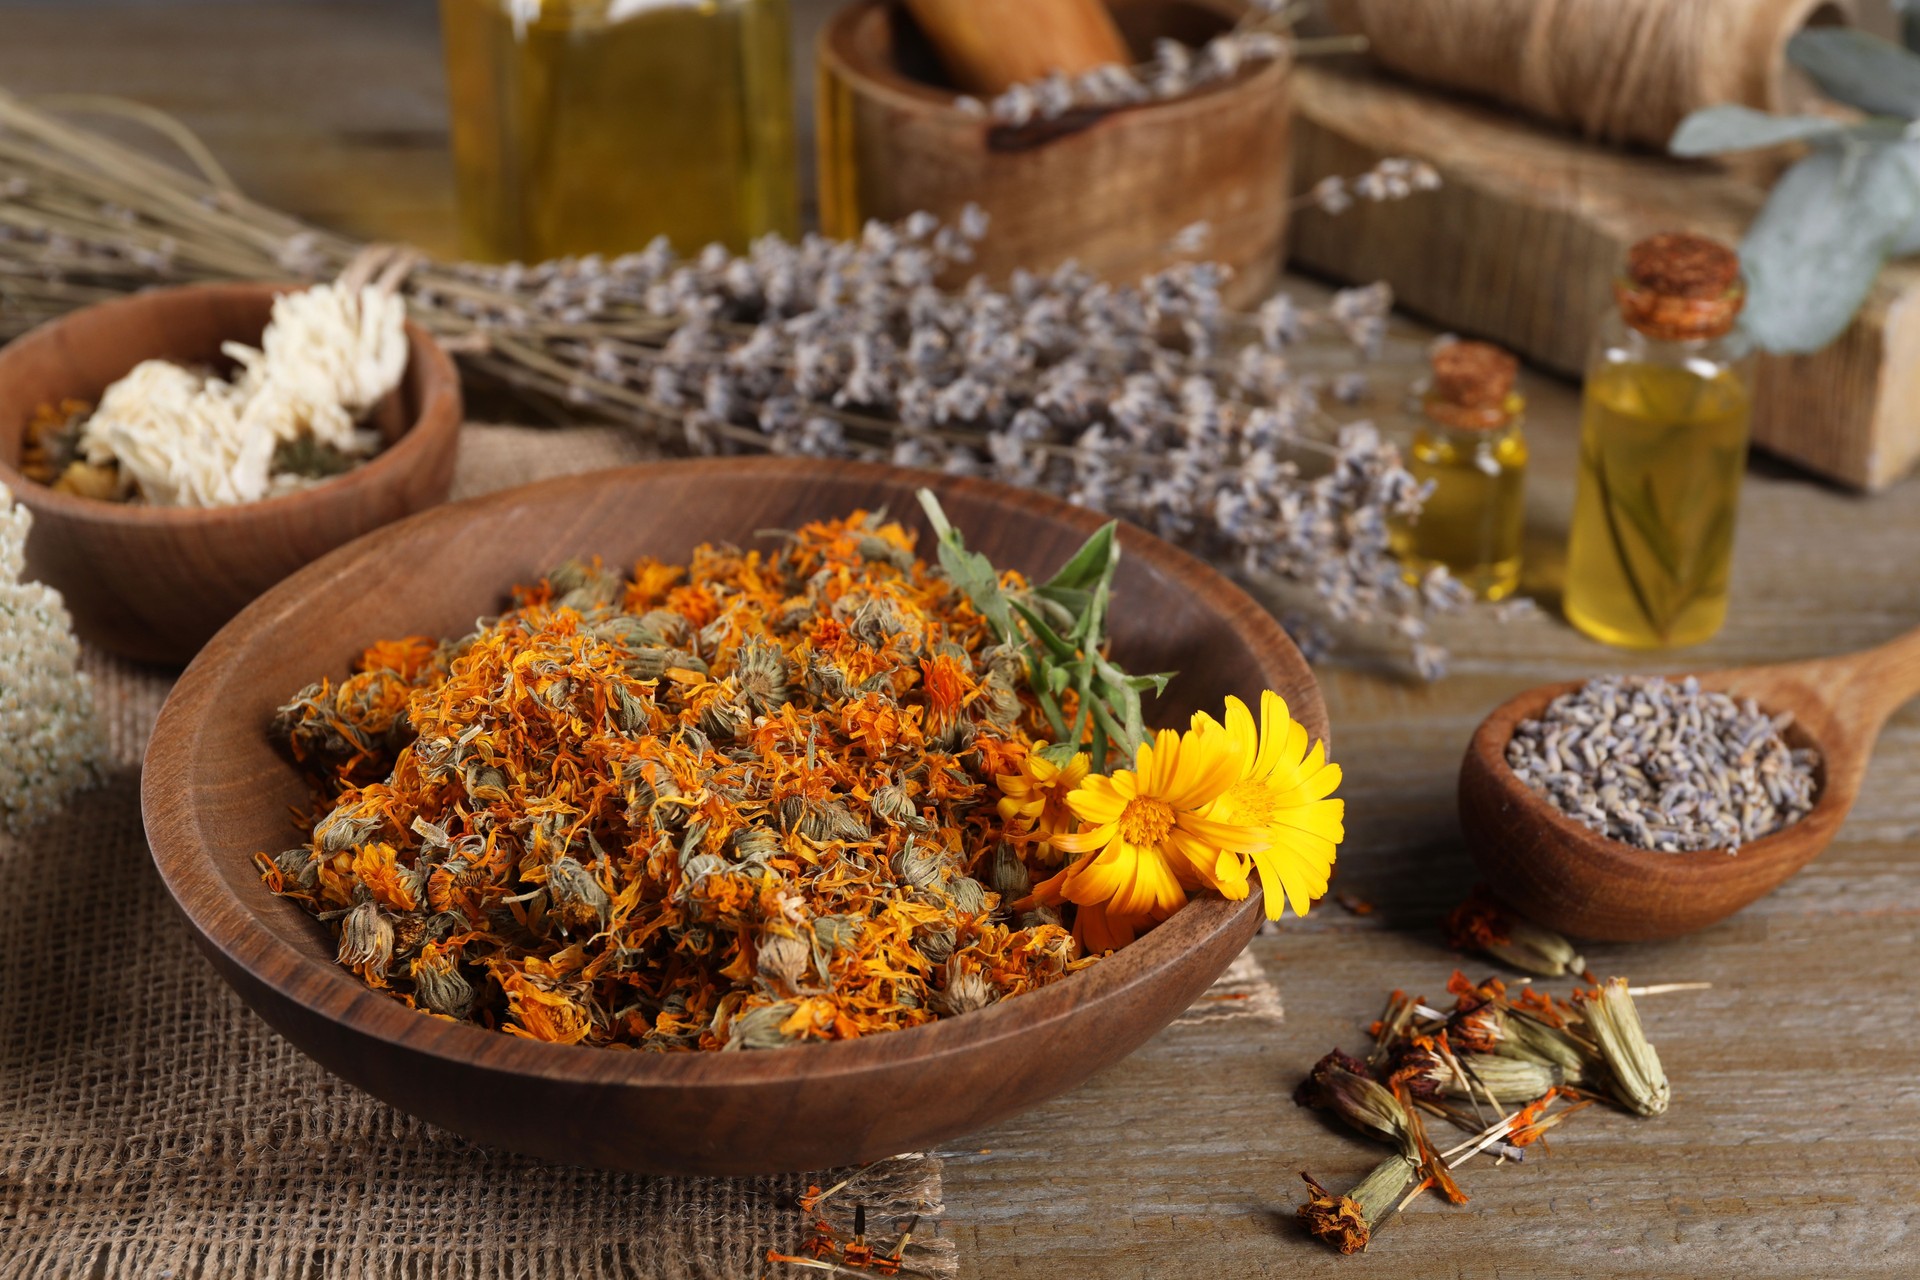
[0,282,463,666]
[818,0,1293,306]
[142,458,1324,1175]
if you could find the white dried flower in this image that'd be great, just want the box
[77,282,407,507]
[0,485,104,832]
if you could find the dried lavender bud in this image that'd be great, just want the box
[1577,978,1670,1117]
[1298,1156,1421,1255]
[1507,675,1819,852]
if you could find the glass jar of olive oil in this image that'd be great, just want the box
[1564,233,1754,649]
[1390,341,1528,601]
[439,0,799,262]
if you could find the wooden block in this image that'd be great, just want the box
[1288,62,1920,493]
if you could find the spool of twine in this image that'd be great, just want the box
[1325,0,1864,148]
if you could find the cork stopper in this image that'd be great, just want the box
[1425,340,1520,430]
[1615,232,1744,342]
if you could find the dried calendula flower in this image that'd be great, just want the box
[1297,1156,1423,1255]
[1294,1048,1412,1146]
[1398,1045,1564,1104]
[1443,887,1587,978]
[1576,977,1671,1117]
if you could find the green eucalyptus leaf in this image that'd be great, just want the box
[1787,28,1920,119]
[1670,105,1852,156]
[1741,143,1920,353]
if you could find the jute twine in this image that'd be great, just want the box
[1326,0,1865,148]
[0,424,1288,1278]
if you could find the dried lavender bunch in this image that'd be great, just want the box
[1506,675,1820,852]
[0,90,1457,674]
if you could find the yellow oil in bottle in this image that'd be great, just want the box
[1564,361,1751,649]
[1391,416,1528,601]
[439,0,798,262]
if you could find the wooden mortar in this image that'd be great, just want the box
[902,0,1130,94]
[818,0,1292,306]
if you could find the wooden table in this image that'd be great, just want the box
[5,5,1916,1277]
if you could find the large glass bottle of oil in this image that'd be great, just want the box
[1564,233,1754,649]
[439,0,798,262]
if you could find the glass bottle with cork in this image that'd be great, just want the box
[1564,233,1753,649]
[1390,340,1529,601]
[438,0,798,263]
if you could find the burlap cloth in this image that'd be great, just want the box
[0,426,1283,1280]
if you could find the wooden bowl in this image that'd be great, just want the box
[142,458,1324,1175]
[817,0,1293,307]
[0,282,463,666]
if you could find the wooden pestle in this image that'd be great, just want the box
[902,0,1132,95]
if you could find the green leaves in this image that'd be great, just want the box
[1669,106,1854,157]
[1786,29,1920,120]
[917,489,1170,767]
[1667,29,1920,354]
[1742,144,1920,353]
[917,488,1016,643]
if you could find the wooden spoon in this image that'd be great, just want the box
[1459,626,1920,942]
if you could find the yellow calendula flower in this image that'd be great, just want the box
[997,746,1091,857]
[1033,725,1267,920]
[1198,691,1344,920]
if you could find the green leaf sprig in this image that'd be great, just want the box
[1670,28,1920,354]
[917,490,1171,770]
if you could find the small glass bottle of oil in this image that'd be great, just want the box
[1390,340,1528,601]
[438,0,799,262]
[1564,233,1754,649]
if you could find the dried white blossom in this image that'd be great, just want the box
[0,485,103,831]
[76,282,405,507]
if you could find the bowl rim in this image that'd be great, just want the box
[818,0,1292,125]
[143,456,1323,1087]
[0,280,461,526]
[1463,675,1839,881]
